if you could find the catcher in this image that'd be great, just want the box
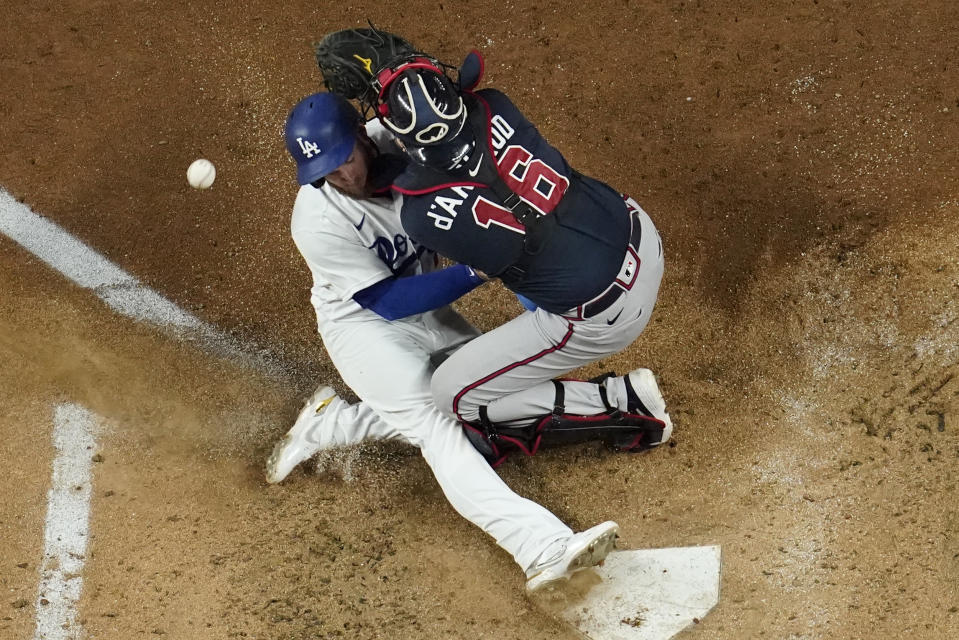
[314,28,672,463]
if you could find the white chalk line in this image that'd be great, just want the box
[34,404,99,640]
[0,187,287,377]
[0,186,289,638]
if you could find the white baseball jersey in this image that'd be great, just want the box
[291,120,438,327]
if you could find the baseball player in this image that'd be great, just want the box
[313,30,673,460]
[268,91,619,593]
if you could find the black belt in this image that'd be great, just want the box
[570,210,643,320]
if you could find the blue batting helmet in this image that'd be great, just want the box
[285,93,362,185]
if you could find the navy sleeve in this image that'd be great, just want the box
[353,264,485,321]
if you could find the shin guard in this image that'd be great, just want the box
[461,378,666,466]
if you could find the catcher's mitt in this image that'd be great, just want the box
[315,27,428,109]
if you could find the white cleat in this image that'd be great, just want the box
[525,521,620,594]
[265,385,338,484]
[625,368,673,447]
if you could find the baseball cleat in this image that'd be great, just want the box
[525,521,620,594]
[265,385,338,484]
[624,368,673,447]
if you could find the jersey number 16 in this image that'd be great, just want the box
[472,146,569,234]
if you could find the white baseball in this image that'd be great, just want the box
[187,158,216,189]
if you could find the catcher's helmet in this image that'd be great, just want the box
[284,93,362,185]
[380,67,475,169]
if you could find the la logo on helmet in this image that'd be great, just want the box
[297,137,322,158]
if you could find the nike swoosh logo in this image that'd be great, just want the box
[467,154,483,177]
[606,309,623,325]
[353,213,366,230]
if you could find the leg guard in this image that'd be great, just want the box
[461,376,667,466]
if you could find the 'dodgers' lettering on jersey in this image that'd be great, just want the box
[369,231,431,276]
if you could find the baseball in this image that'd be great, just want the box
[187,158,216,189]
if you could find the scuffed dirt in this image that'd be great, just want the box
[2,1,958,639]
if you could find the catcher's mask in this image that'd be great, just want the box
[379,66,475,170]
[284,92,362,186]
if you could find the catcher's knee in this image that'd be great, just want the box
[429,370,461,420]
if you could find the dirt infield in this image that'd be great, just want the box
[2,1,958,638]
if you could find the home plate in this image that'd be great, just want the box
[553,546,721,640]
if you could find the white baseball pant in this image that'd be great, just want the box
[309,305,573,571]
[432,199,665,426]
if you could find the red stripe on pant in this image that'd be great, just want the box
[451,322,576,423]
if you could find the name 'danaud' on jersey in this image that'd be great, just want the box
[425,114,516,231]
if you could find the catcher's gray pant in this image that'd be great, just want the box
[432,199,665,426]
[309,305,572,572]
